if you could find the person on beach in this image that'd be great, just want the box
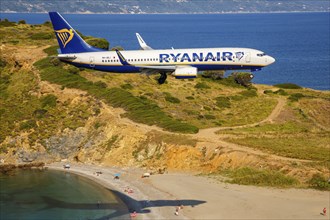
[130,211,137,218]
[175,206,179,216]
[323,207,327,216]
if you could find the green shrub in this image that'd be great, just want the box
[105,135,119,150]
[239,89,257,98]
[68,66,79,74]
[20,119,37,130]
[215,96,231,108]
[204,106,211,111]
[264,89,288,96]
[185,96,194,100]
[274,83,302,89]
[202,70,225,80]
[50,58,61,66]
[164,92,180,104]
[9,40,19,45]
[43,21,52,27]
[41,94,57,108]
[232,72,254,87]
[264,90,273,94]
[183,109,199,115]
[274,89,288,96]
[0,19,16,27]
[94,81,107,88]
[0,58,7,69]
[216,76,243,88]
[18,20,26,24]
[195,82,210,89]
[85,38,109,50]
[204,114,216,120]
[33,109,48,119]
[288,93,305,102]
[221,167,299,187]
[121,83,134,90]
[31,32,53,40]
[0,75,10,95]
[308,173,330,190]
[43,46,59,56]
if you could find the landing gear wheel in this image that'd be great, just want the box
[158,73,167,84]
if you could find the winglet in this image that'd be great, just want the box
[115,50,130,66]
[136,33,153,50]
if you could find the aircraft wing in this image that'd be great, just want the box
[136,33,153,50]
[135,65,176,71]
[116,49,176,72]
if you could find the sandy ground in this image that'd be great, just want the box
[48,163,330,220]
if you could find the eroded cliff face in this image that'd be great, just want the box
[0,79,325,184]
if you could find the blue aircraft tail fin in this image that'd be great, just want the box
[48,12,104,54]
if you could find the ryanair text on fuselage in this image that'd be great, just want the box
[159,52,239,63]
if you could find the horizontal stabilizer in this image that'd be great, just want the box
[57,54,77,60]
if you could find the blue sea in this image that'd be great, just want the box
[0,169,129,220]
[1,12,329,89]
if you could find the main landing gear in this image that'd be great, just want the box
[158,72,167,84]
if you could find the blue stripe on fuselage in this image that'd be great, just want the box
[68,62,264,73]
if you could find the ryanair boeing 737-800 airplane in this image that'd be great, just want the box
[49,12,275,84]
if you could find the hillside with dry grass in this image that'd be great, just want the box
[1,20,329,190]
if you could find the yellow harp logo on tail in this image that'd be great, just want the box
[55,28,74,48]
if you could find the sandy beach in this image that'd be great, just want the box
[48,162,330,219]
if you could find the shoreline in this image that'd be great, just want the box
[47,162,330,220]
[47,162,184,220]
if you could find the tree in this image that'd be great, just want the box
[232,72,254,87]
[202,70,225,80]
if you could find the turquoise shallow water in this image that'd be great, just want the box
[0,169,129,220]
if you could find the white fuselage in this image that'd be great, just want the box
[62,47,275,73]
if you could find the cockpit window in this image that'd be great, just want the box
[257,53,266,57]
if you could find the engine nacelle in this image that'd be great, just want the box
[172,66,197,79]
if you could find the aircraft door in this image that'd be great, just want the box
[245,52,251,63]
[89,56,95,68]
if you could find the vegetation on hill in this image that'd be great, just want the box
[274,83,303,89]
[1,20,329,190]
[216,167,299,188]
[34,53,198,134]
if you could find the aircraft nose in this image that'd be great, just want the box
[268,56,276,65]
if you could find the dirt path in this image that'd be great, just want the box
[108,94,305,162]
[195,97,286,139]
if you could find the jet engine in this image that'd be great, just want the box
[172,66,197,79]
